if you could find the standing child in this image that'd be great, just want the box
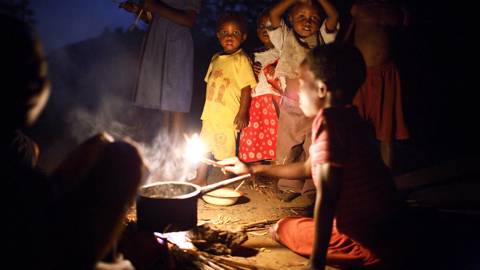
[192,12,257,186]
[238,9,282,163]
[268,0,339,202]
[348,0,410,169]
[219,44,400,270]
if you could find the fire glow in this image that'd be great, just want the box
[154,231,195,250]
[184,133,219,166]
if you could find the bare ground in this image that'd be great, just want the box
[195,168,339,270]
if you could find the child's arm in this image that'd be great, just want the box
[310,163,343,269]
[269,0,297,29]
[234,86,252,131]
[145,0,198,27]
[318,0,339,32]
[217,157,311,180]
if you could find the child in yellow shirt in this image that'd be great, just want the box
[192,12,257,185]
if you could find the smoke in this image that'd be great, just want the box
[67,94,138,142]
[138,133,197,184]
[66,93,197,184]
[34,27,198,181]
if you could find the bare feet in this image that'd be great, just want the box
[190,178,207,186]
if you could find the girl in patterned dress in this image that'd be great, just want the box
[238,10,282,163]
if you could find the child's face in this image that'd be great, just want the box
[257,15,272,47]
[289,3,321,38]
[217,21,246,54]
[299,63,325,117]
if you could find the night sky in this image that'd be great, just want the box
[31,0,134,52]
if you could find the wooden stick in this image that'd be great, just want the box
[214,257,257,270]
[242,219,279,229]
[234,180,245,192]
[200,157,221,167]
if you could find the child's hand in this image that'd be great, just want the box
[216,157,250,175]
[253,61,262,77]
[95,253,135,270]
[119,1,141,13]
[234,110,249,130]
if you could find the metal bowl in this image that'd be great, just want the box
[201,187,243,206]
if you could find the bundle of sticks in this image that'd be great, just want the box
[189,224,248,255]
[166,237,257,270]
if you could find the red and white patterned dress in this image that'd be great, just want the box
[239,48,281,163]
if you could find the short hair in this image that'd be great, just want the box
[303,44,366,104]
[256,7,271,26]
[217,12,248,34]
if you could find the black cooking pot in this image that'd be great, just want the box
[136,174,250,232]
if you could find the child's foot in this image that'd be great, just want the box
[276,190,301,202]
[190,178,207,186]
[268,222,280,242]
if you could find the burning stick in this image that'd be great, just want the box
[184,133,231,168]
[200,157,222,167]
[234,180,245,192]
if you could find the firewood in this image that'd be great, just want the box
[241,219,278,230]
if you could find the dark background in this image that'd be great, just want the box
[2,0,473,173]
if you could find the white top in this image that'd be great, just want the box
[252,48,282,97]
[268,19,339,83]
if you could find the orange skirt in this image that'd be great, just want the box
[274,217,380,269]
[353,62,409,141]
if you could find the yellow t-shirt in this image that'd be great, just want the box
[201,49,257,124]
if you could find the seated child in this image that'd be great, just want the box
[238,8,282,163]
[219,44,400,270]
[268,0,339,202]
[192,12,257,185]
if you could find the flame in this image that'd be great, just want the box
[184,133,207,164]
[154,231,195,250]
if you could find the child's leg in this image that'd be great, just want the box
[161,110,171,135]
[192,162,209,186]
[381,140,394,169]
[171,111,186,144]
[276,99,313,197]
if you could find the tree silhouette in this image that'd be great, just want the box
[0,0,34,23]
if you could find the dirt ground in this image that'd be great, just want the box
[194,167,337,270]
[196,161,480,270]
[123,158,480,270]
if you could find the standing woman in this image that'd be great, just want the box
[133,0,200,143]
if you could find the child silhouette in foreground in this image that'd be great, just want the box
[192,12,256,185]
[219,44,400,269]
[1,15,144,270]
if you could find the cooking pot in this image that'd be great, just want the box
[136,174,250,232]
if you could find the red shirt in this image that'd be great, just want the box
[309,107,399,234]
